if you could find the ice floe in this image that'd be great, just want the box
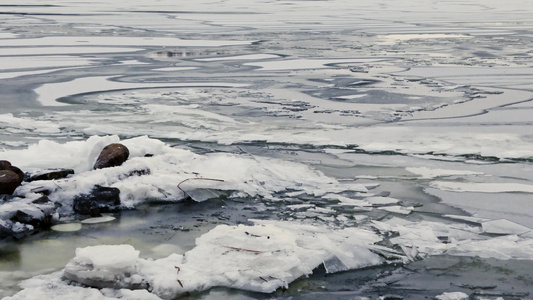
[0,56,101,71]
[481,219,531,235]
[430,181,533,193]
[0,47,144,56]
[6,216,533,299]
[2,36,252,48]
[6,220,385,299]
[244,58,384,71]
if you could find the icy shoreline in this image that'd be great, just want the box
[2,136,533,299]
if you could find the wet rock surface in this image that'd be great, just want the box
[0,170,21,195]
[93,143,129,170]
[0,161,24,195]
[25,168,75,182]
[73,185,121,216]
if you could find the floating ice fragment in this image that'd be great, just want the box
[80,216,116,224]
[435,292,469,300]
[481,219,531,235]
[51,223,82,232]
[366,196,400,205]
[75,244,140,270]
[443,214,490,224]
[379,205,413,215]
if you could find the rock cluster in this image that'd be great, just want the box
[1,143,132,239]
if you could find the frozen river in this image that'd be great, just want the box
[1,1,533,299]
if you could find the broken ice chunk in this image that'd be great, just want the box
[379,205,413,215]
[435,291,469,300]
[443,214,490,225]
[481,219,531,235]
[366,196,400,205]
[75,244,139,270]
[63,245,145,290]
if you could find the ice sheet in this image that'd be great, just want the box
[244,58,384,71]
[430,181,533,193]
[406,167,483,179]
[0,47,143,56]
[1,36,252,47]
[196,54,280,61]
[0,56,100,71]
[34,76,248,106]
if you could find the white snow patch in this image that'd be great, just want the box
[75,244,140,270]
[0,114,60,134]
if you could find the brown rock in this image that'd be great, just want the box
[93,143,130,170]
[8,166,24,184]
[0,160,12,170]
[0,170,21,194]
[26,168,75,182]
[0,160,24,188]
